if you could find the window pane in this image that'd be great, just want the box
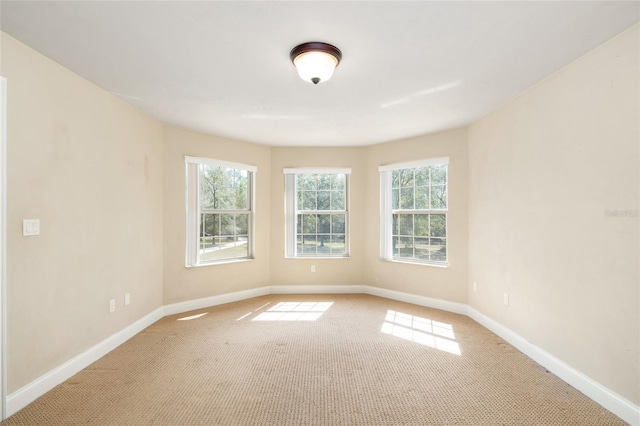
[198,213,250,262]
[415,237,430,260]
[299,174,316,191]
[216,170,236,210]
[331,214,345,233]
[431,185,447,209]
[330,235,346,254]
[331,190,345,210]
[400,187,414,209]
[430,238,446,261]
[397,169,414,187]
[291,172,348,258]
[416,167,430,186]
[414,214,429,237]
[317,191,330,210]
[318,174,331,190]
[397,237,414,258]
[430,214,446,237]
[302,214,317,234]
[431,165,446,185]
[200,238,248,262]
[296,235,303,254]
[317,215,330,233]
[382,163,447,265]
[332,174,345,190]
[301,235,317,254]
[398,214,413,236]
[235,171,249,209]
[199,167,250,211]
[201,213,218,239]
[190,160,253,266]
[317,235,331,254]
[302,191,316,210]
[415,186,429,209]
[236,214,249,235]
[220,214,235,236]
[392,170,400,188]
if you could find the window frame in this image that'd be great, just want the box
[379,158,449,266]
[185,156,256,267]
[284,168,351,259]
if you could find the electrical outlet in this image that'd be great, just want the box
[473,282,478,292]
[109,299,116,313]
[23,219,40,236]
[124,293,130,306]
[503,293,509,306]
[311,265,316,273]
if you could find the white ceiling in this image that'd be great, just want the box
[1,1,638,147]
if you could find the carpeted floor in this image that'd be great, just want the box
[2,294,626,425]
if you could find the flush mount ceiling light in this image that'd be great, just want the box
[290,42,342,85]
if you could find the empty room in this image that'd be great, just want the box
[0,1,638,425]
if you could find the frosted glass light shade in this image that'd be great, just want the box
[290,42,342,85]
[293,51,338,84]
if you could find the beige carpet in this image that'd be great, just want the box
[2,294,626,425]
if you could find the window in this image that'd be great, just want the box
[379,158,448,265]
[185,156,256,266]
[284,168,351,258]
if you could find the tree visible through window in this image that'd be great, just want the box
[284,168,351,258]
[186,157,255,266]
[380,159,448,265]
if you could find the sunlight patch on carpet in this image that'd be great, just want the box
[177,312,208,321]
[381,310,461,355]
[252,301,334,321]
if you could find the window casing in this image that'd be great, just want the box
[185,156,256,266]
[379,158,448,266]
[284,168,351,258]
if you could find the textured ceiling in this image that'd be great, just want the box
[1,1,638,146]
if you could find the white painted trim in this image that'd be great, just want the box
[184,156,257,173]
[271,285,365,295]
[467,307,640,426]
[283,167,352,175]
[6,307,164,417]
[6,287,638,425]
[363,285,468,315]
[0,76,7,421]
[378,157,449,172]
[163,287,270,316]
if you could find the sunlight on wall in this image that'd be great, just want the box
[252,301,334,321]
[381,310,461,355]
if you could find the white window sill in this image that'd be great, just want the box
[381,258,449,268]
[285,256,351,260]
[186,257,254,268]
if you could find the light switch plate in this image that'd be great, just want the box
[23,219,40,236]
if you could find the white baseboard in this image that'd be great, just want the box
[467,307,640,426]
[363,285,468,315]
[270,284,365,295]
[6,306,164,417]
[163,286,270,316]
[7,287,638,425]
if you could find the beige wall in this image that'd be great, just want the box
[1,33,164,393]
[468,25,639,404]
[364,129,469,303]
[3,20,637,414]
[162,126,271,304]
[269,147,366,287]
